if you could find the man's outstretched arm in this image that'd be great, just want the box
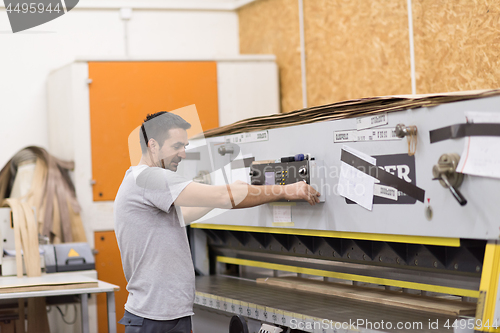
[231,181,320,208]
[175,181,320,210]
[180,206,213,224]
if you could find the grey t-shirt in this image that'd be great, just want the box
[114,165,193,320]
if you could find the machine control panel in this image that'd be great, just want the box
[250,159,325,202]
[251,161,308,186]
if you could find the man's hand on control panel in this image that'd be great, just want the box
[284,181,321,205]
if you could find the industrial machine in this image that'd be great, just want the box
[175,91,500,333]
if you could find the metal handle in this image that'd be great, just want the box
[432,153,467,206]
[218,146,234,156]
[438,174,467,206]
[66,257,86,265]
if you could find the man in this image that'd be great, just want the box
[114,112,320,333]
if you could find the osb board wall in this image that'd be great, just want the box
[413,0,500,94]
[304,0,411,106]
[238,0,303,112]
[239,0,500,111]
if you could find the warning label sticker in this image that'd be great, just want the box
[346,153,417,205]
[334,127,401,143]
[68,248,80,257]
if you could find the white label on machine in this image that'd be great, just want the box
[373,184,398,201]
[457,112,500,179]
[357,112,388,130]
[273,205,292,223]
[334,127,401,143]
[338,146,376,211]
[224,130,269,144]
[334,130,356,142]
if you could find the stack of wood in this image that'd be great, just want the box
[257,277,476,316]
[0,146,86,245]
[0,147,89,333]
[2,198,40,278]
[202,89,500,138]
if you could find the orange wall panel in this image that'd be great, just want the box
[88,61,219,201]
[95,231,128,333]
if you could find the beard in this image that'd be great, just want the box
[159,158,181,171]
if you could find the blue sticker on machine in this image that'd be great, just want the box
[346,153,417,205]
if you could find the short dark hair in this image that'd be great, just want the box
[140,112,191,154]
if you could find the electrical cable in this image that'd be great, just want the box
[55,304,77,325]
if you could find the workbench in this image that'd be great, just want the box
[0,273,119,333]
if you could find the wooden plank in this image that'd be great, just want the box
[21,203,41,277]
[41,155,58,239]
[54,170,72,242]
[4,200,39,278]
[27,157,46,212]
[0,319,16,333]
[3,199,24,278]
[239,0,302,113]
[17,299,25,333]
[257,277,476,316]
[27,298,49,333]
[0,282,98,294]
[0,273,98,289]
[0,162,12,203]
[68,200,87,243]
[51,195,61,244]
[16,203,32,277]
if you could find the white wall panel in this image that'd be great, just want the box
[0,9,124,167]
[128,10,238,57]
[217,59,280,126]
[0,7,239,168]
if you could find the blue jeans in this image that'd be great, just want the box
[118,310,192,333]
